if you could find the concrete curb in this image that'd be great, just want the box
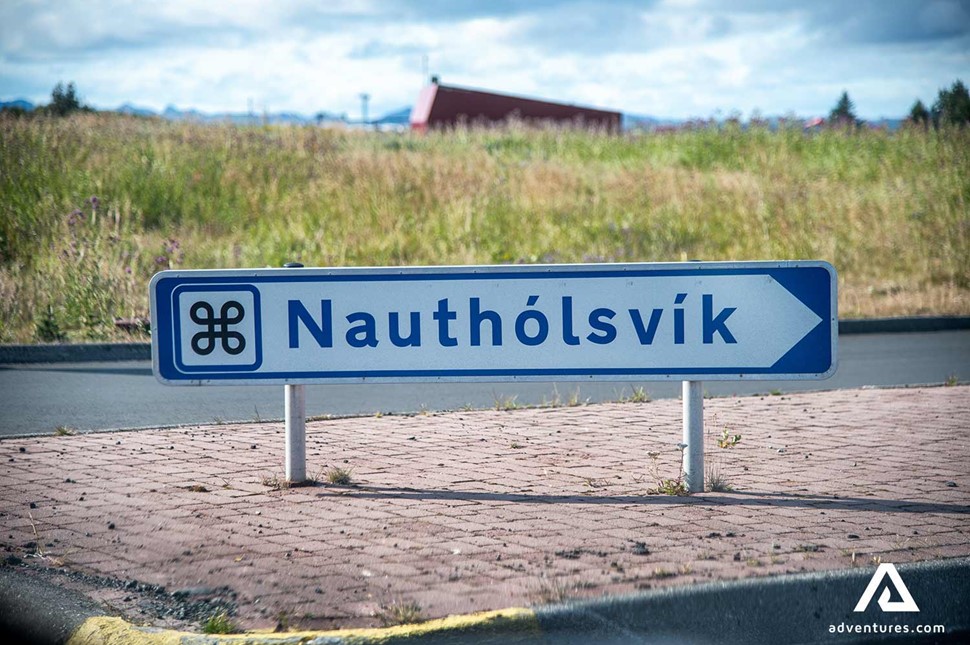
[7,558,968,644]
[837,316,970,335]
[2,317,968,365]
[0,342,150,364]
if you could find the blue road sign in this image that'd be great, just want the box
[150,261,837,385]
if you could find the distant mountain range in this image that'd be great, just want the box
[0,99,35,112]
[1,99,903,130]
[0,99,412,127]
[116,102,396,126]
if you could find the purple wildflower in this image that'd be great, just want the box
[88,195,100,209]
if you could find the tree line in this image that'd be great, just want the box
[0,82,95,117]
[907,80,970,128]
[830,80,969,128]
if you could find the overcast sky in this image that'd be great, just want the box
[1,0,968,119]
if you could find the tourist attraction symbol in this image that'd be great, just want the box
[150,261,836,385]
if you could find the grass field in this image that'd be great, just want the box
[0,113,967,343]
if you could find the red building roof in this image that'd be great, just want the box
[409,83,621,132]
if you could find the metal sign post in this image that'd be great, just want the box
[682,380,704,492]
[150,261,838,490]
[284,383,306,482]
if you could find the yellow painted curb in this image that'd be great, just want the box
[68,617,181,645]
[68,608,540,644]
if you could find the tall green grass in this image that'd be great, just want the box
[0,113,967,342]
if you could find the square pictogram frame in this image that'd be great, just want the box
[172,284,262,373]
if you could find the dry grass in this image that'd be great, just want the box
[324,467,354,486]
[1,113,967,342]
[375,599,425,626]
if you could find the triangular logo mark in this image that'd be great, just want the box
[854,563,919,613]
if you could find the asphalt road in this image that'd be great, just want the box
[1,330,967,437]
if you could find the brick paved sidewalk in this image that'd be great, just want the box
[1,385,968,632]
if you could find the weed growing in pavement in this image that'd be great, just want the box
[538,386,587,408]
[703,415,740,491]
[705,463,733,492]
[53,425,76,436]
[583,476,609,489]
[376,599,426,626]
[652,567,678,579]
[627,386,650,403]
[27,523,79,568]
[325,467,354,486]
[567,388,588,407]
[647,446,690,496]
[532,577,573,605]
[716,427,742,449]
[945,373,959,386]
[23,510,61,565]
[655,478,690,496]
[259,472,291,490]
[844,550,863,567]
[542,385,563,408]
[493,394,520,411]
[201,611,236,634]
[274,610,291,632]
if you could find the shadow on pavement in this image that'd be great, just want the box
[324,485,970,514]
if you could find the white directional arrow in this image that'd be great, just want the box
[650,274,824,368]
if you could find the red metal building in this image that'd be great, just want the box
[409,82,621,132]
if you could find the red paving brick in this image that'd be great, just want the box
[1,385,968,631]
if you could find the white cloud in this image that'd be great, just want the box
[1,0,967,118]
